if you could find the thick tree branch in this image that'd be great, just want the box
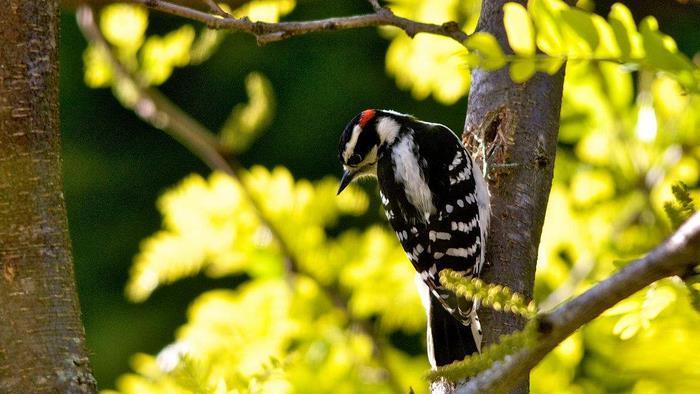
[1,1,96,392]
[459,1,567,392]
[462,212,700,393]
[76,6,403,392]
[121,0,469,44]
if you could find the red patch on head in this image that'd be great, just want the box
[358,109,376,128]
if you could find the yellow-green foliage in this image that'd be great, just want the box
[220,73,276,153]
[127,166,364,300]
[115,167,427,393]
[531,45,700,394]
[439,270,536,318]
[106,277,423,394]
[384,0,481,104]
[662,183,700,313]
[384,0,699,100]
[83,1,295,91]
[87,1,700,393]
[685,268,700,314]
[426,320,538,382]
[664,182,697,229]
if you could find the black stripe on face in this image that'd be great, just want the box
[353,124,379,161]
[338,116,380,166]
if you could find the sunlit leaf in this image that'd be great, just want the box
[83,43,113,88]
[560,7,598,57]
[504,2,536,56]
[509,58,536,83]
[465,32,507,70]
[220,72,276,153]
[386,34,470,104]
[639,16,694,73]
[535,57,565,75]
[608,3,643,59]
[591,14,620,58]
[529,0,564,56]
[141,25,196,85]
[100,4,148,52]
[190,28,227,65]
[232,0,296,22]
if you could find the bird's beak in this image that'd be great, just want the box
[337,169,355,195]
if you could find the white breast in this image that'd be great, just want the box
[391,134,436,221]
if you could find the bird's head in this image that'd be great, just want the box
[337,109,405,194]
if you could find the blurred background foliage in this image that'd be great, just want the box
[58,0,700,392]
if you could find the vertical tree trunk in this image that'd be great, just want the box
[462,0,566,391]
[0,2,96,392]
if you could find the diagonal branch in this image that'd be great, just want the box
[77,5,291,266]
[76,6,404,393]
[461,212,700,393]
[122,0,469,44]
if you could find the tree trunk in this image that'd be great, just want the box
[0,2,96,392]
[462,0,566,392]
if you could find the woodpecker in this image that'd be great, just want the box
[337,109,490,367]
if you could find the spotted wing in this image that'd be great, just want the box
[427,134,488,321]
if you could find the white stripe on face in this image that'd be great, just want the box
[342,124,363,162]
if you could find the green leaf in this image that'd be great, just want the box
[608,3,637,37]
[427,319,538,382]
[439,270,536,317]
[664,182,696,229]
[608,3,641,59]
[528,0,564,56]
[99,4,149,52]
[591,14,620,58]
[504,2,536,56]
[561,8,599,56]
[684,271,700,314]
[608,18,631,60]
[536,56,565,75]
[465,32,507,70]
[639,16,694,73]
[140,25,196,85]
[600,62,633,110]
[219,72,276,153]
[83,43,114,88]
[510,59,537,83]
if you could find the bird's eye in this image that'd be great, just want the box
[348,154,363,166]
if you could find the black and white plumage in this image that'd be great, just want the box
[337,109,490,368]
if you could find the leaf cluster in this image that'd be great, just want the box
[426,320,538,383]
[386,0,699,103]
[439,270,536,318]
[115,167,428,393]
[664,182,697,230]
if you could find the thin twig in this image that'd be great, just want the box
[123,0,469,44]
[76,6,404,393]
[367,0,383,12]
[200,0,230,17]
[77,6,292,266]
[459,212,700,393]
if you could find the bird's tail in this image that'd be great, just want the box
[427,294,481,368]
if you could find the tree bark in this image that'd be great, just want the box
[0,2,96,392]
[462,0,566,392]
